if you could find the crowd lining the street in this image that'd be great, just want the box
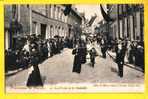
[5,34,144,73]
[97,36,144,70]
[5,34,73,72]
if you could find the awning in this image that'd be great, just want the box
[100,4,113,22]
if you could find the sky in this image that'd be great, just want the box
[74,4,105,22]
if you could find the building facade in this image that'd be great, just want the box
[5,4,82,50]
[66,7,82,39]
[107,4,144,41]
[31,5,69,39]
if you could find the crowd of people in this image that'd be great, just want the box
[5,34,72,73]
[97,36,144,67]
[96,36,144,77]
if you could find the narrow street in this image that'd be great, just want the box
[6,46,144,88]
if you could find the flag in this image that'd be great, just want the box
[100,4,113,22]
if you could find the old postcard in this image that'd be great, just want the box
[4,4,145,93]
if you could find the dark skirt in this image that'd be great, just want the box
[26,66,43,87]
[72,55,81,73]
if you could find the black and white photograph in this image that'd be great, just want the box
[4,4,144,93]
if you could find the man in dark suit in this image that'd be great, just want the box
[115,40,127,77]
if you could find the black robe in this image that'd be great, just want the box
[72,48,82,73]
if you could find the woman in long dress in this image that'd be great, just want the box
[26,41,43,87]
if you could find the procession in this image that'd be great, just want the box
[5,4,144,89]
